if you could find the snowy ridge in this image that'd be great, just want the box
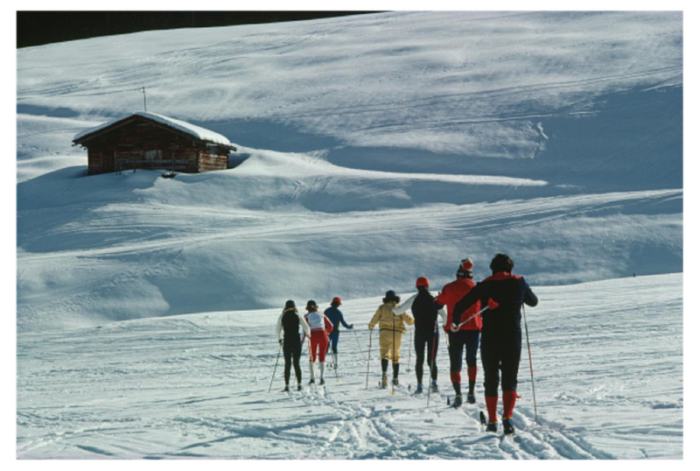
[233,147,549,186]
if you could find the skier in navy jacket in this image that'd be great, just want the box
[393,277,446,394]
[324,297,354,371]
[452,254,538,434]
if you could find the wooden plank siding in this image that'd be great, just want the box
[198,152,228,172]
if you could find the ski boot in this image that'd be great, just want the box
[467,393,476,404]
[283,385,290,393]
[319,378,325,386]
[309,378,315,385]
[430,380,439,393]
[392,377,400,387]
[486,422,498,433]
[502,417,515,435]
[297,383,303,392]
[452,394,463,408]
[415,383,423,394]
[381,374,388,389]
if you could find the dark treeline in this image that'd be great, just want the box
[17,11,381,48]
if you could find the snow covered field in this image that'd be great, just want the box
[17,274,682,459]
[16,11,683,459]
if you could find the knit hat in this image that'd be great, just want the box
[415,276,430,288]
[456,258,474,278]
[331,297,342,306]
[284,300,296,310]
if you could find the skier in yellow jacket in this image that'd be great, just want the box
[368,290,415,388]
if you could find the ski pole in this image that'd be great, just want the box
[392,315,396,395]
[523,305,538,425]
[334,352,340,382]
[407,326,413,373]
[452,299,499,331]
[268,343,282,393]
[365,329,373,389]
[427,322,439,407]
[353,329,366,363]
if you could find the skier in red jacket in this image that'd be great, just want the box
[436,258,482,408]
[304,300,334,386]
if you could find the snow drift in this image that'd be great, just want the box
[17,11,682,332]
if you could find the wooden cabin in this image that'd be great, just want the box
[72,112,238,175]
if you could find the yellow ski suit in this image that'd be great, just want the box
[369,302,415,363]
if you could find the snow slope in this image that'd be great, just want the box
[16,11,682,332]
[14,11,686,460]
[17,274,682,459]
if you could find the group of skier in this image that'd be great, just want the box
[275,297,354,390]
[275,253,538,435]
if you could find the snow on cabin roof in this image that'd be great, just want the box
[73,112,236,149]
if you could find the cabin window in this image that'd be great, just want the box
[144,150,161,161]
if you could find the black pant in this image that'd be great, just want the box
[481,334,521,396]
[448,330,480,373]
[415,329,439,383]
[381,359,400,379]
[283,341,302,385]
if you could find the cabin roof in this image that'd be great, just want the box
[73,112,236,150]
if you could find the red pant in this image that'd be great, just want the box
[310,330,329,362]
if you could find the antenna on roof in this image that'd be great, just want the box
[139,87,147,112]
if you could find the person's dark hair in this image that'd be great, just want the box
[284,300,297,311]
[306,300,318,311]
[490,253,514,273]
[456,267,473,279]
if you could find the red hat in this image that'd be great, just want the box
[416,276,430,288]
[332,297,342,305]
[461,258,474,270]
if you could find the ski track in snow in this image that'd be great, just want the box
[17,274,682,459]
[17,188,680,262]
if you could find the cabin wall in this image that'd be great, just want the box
[198,152,228,172]
[81,117,229,175]
[87,147,202,175]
